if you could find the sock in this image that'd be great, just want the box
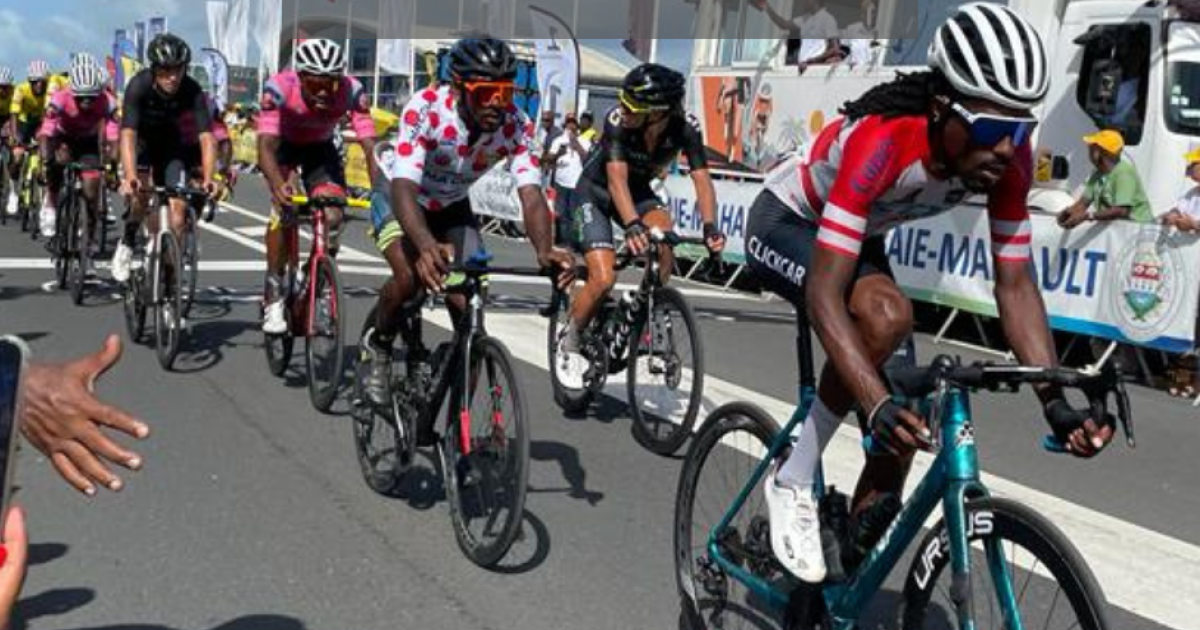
[775,398,842,489]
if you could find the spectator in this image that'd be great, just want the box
[536,110,561,158]
[578,111,598,142]
[1058,130,1153,227]
[1161,148,1200,233]
[841,0,879,67]
[751,0,842,74]
[548,115,592,249]
[21,335,149,496]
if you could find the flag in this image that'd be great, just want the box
[377,0,415,75]
[253,0,284,76]
[148,17,168,38]
[530,6,580,126]
[199,48,230,111]
[224,0,251,65]
[206,1,229,52]
[133,21,147,62]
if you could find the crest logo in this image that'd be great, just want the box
[1110,228,1185,343]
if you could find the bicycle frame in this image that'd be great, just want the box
[703,321,1021,630]
[282,203,334,338]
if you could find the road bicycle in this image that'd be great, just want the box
[179,188,218,318]
[0,141,11,227]
[547,228,711,455]
[674,311,1135,630]
[122,185,209,371]
[351,251,549,568]
[15,143,42,236]
[263,193,369,412]
[49,162,101,305]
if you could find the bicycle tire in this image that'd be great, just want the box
[629,286,705,456]
[351,304,412,496]
[97,190,110,256]
[264,268,295,377]
[443,336,530,568]
[68,194,87,305]
[181,218,199,317]
[0,151,8,226]
[53,191,73,289]
[123,268,148,343]
[25,170,41,240]
[154,231,184,371]
[546,294,596,413]
[675,402,786,630]
[306,256,345,412]
[900,497,1110,630]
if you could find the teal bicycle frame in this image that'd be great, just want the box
[704,321,1022,630]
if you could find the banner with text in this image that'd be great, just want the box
[888,208,1200,353]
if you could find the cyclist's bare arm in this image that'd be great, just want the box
[517,184,555,257]
[994,260,1059,394]
[358,137,377,183]
[256,133,287,201]
[605,160,640,227]
[391,178,436,252]
[119,128,139,185]
[690,167,719,227]
[198,131,217,186]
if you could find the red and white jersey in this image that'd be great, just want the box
[381,85,541,211]
[763,114,1032,262]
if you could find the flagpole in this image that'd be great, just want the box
[290,0,299,68]
[649,0,661,64]
[373,0,382,107]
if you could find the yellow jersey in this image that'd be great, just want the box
[10,76,69,122]
[370,107,399,140]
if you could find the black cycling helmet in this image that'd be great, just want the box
[620,63,685,112]
[448,38,518,82]
[147,33,192,69]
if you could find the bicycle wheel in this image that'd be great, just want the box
[0,152,8,227]
[97,190,110,255]
[306,256,345,412]
[180,219,199,317]
[900,497,1110,630]
[123,267,148,343]
[68,196,87,306]
[25,173,41,240]
[351,305,412,496]
[154,231,184,371]
[52,193,73,289]
[546,293,597,413]
[629,286,705,456]
[675,402,788,630]
[443,336,529,568]
[264,267,295,377]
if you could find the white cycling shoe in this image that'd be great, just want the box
[111,242,134,283]
[764,463,827,583]
[262,300,288,334]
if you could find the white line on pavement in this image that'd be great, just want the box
[415,307,1197,630]
[218,201,378,262]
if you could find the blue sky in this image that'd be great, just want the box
[0,0,691,77]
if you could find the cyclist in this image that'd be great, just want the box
[748,4,1115,584]
[179,93,234,200]
[37,57,118,268]
[256,38,377,334]
[360,37,574,408]
[555,63,725,389]
[8,60,68,230]
[112,34,218,283]
[0,66,14,215]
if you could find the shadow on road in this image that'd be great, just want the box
[47,614,309,630]
[490,509,551,575]
[27,542,69,567]
[12,588,95,629]
[528,440,605,506]
[673,586,910,630]
[173,318,261,374]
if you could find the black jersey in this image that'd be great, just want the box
[121,69,211,138]
[578,106,707,203]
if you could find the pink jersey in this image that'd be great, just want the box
[257,70,375,145]
[763,114,1032,263]
[380,85,541,211]
[39,89,118,142]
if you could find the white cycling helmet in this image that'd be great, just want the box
[69,61,105,97]
[27,59,50,81]
[927,3,1049,110]
[0,66,13,86]
[294,39,346,76]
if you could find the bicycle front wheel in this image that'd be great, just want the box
[629,286,705,456]
[306,256,345,412]
[443,336,529,568]
[68,196,88,306]
[180,221,199,317]
[154,232,184,370]
[900,497,1110,630]
[675,402,787,630]
[546,292,596,413]
[351,305,411,496]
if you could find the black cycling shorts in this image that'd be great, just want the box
[744,189,892,309]
[45,136,103,190]
[137,140,201,187]
[276,140,345,190]
[576,183,664,253]
[371,191,483,266]
[14,119,40,146]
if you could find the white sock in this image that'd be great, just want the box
[775,398,842,489]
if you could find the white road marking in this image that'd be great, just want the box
[218,201,378,262]
[416,307,1198,630]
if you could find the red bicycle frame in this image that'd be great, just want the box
[283,203,338,337]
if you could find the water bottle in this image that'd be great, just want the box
[819,486,853,583]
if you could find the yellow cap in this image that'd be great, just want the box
[1082,129,1124,155]
[1186,148,1200,166]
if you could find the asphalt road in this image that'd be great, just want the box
[0,178,1196,630]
